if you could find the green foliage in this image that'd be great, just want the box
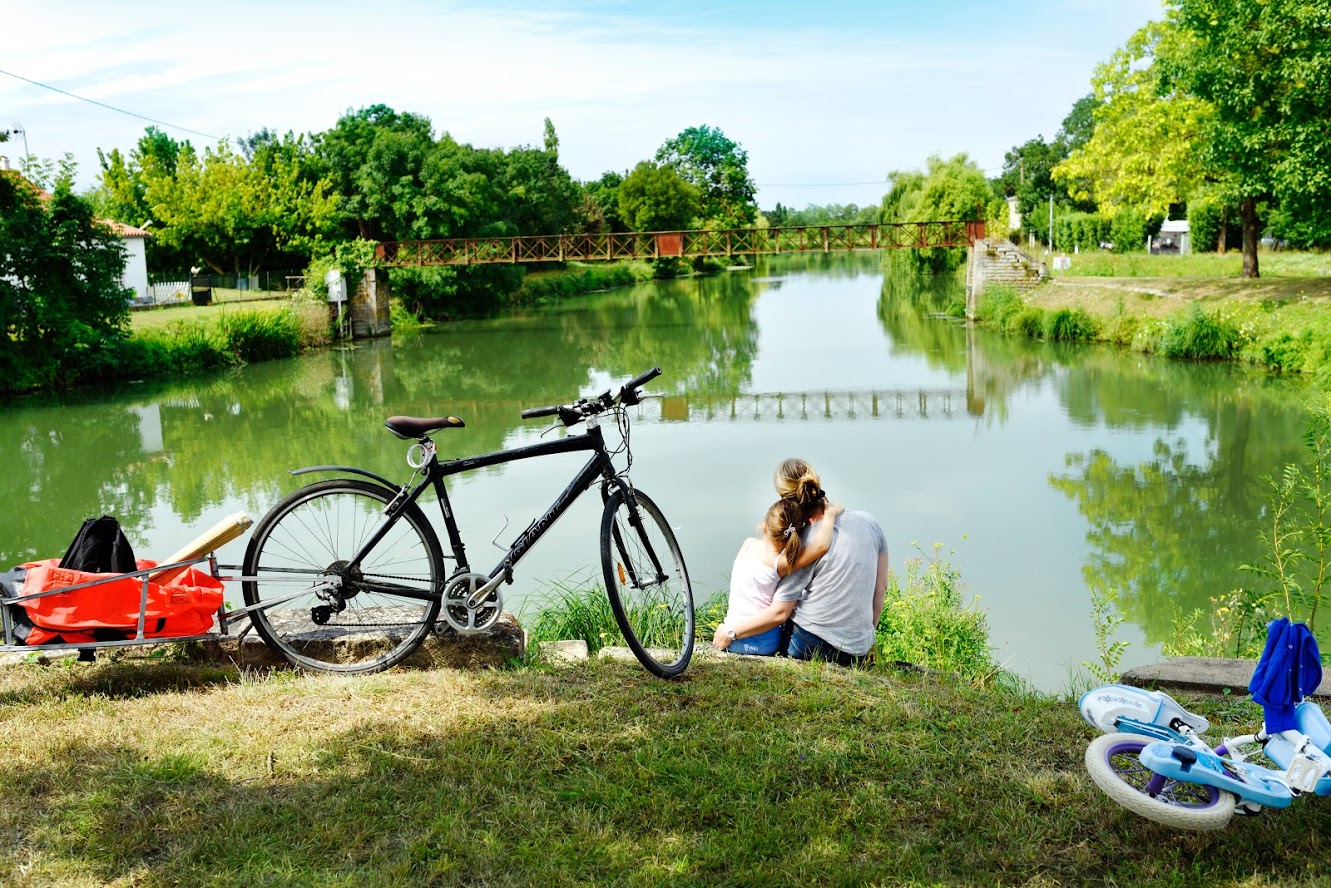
[215,308,301,362]
[764,202,880,227]
[974,286,1026,327]
[881,154,999,272]
[655,125,757,227]
[1108,210,1149,254]
[1053,211,1113,252]
[512,263,654,305]
[1166,399,1331,657]
[1044,308,1099,342]
[523,579,627,654]
[1158,304,1240,360]
[1053,20,1211,221]
[617,161,701,232]
[1081,587,1129,684]
[876,542,999,684]
[0,161,133,392]
[1167,0,1331,270]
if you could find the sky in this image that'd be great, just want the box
[1,0,1164,212]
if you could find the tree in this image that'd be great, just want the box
[312,104,437,241]
[0,160,131,389]
[882,154,997,272]
[1165,0,1331,275]
[581,171,628,233]
[91,128,192,277]
[1053,21,1211,225]
[617,161,700,232]
[655,125,756,227]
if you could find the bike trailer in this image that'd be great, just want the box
[5,558,223,645]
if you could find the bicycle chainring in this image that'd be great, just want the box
[441,571,503,634]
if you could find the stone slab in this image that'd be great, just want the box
[1121,656,1331,700]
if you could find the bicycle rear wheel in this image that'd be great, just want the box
[600,488,694,678]
[243,479,444,673]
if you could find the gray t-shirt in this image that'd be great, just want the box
[773,510,887,656]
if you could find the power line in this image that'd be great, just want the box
[0,66,224,142]
[756,180,886,187]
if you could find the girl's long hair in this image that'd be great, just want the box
[764,498,804,567]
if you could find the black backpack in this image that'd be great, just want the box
[58,515,137,574]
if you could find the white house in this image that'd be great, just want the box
[1152,218,1191,255]
[103,219,151,302]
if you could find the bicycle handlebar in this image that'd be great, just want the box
[520,367,662,425]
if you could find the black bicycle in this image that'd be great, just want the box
[241,367,695,678]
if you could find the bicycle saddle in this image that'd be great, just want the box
[384,415,466,439]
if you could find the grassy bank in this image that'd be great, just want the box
[2,656,1326,887]
[972,250,1331,380]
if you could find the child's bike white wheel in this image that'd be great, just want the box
[1085,734,1236,830]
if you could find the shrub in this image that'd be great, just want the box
[1044,307,1098,342]
[1109,211,1148,254]
[1158,304,1240,360]
[216,308,301,363]
[876,542,998,684]
[1010,307,1046,339]
[975,285,1024,327]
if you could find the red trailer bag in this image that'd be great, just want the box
[14,559,224,645]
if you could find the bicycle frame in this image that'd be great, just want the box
[292,418,629,607]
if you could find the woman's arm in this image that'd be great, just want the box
[713,598,796,650]
[776,503,845,577]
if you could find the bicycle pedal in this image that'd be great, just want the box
[1285,754,1324,793]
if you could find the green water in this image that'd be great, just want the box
[0,253,1314,689]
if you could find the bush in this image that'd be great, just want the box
[216,309,301,363]
[1010,307,1046,339]
[876,543,997,683]
[975,285,1024,327]
[1109,211,1148,254]
[1159,304,1240,360]
[1044,307,1098,342]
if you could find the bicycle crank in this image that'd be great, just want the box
[441,571,503,633]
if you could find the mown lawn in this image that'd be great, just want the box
[3,655,1330,887]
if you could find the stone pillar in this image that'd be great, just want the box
[350,268,392,338]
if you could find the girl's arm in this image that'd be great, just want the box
[775,503,845,577]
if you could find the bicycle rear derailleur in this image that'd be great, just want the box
[440,571,503,633]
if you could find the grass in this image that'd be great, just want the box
[2,656,1328,886]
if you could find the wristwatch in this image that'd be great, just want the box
[725,626,738,641]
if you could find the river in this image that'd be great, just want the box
[0,252,1315,690]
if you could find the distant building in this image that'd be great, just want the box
[1006,196,1021,232]
[1152,219,1190,255]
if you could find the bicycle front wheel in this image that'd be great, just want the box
[243,479,444,674]
[1084,734,1235,830]
[600,488,694,678]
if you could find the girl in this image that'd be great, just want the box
[717,497,844,655]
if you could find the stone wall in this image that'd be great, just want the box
[965,238,1045,318]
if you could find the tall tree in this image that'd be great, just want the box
[655,125,756,227]
[882,154,996,272]
[1052,20,1211,225]
[0,161,130,389]
[1165,0,1331,276]
[617,161,700,232]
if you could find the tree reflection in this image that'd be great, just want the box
[1050,373,1311,644]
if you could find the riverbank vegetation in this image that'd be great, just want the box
[4,651,1327,885]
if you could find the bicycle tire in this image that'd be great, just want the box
[600,488,695,678]
[243,479,445,674]
[1084,734,1235,830]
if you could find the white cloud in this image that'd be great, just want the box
[0,0,1161,208]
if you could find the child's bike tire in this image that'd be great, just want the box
[1085,734,1236,830]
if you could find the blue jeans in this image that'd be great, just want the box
[727,625,782,656]
[784,622,871,667]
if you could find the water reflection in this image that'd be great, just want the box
[0,252,1316,688]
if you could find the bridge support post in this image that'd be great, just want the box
[350,267,392,338]
[965,243,981,321]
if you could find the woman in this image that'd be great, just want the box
[714,458,888,665]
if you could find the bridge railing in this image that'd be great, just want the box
[376,220,986,267]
